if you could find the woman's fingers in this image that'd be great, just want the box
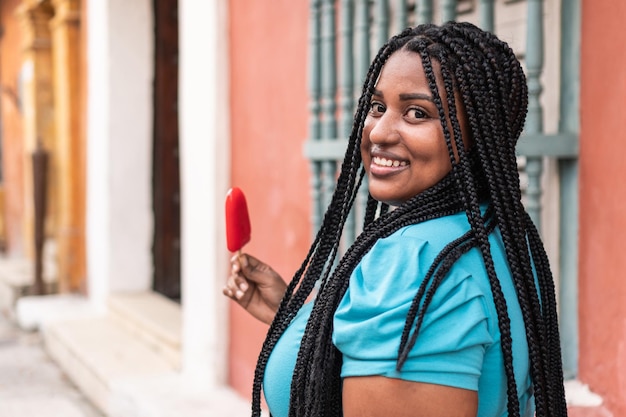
[224,269,250,300]
[232,276,249,299]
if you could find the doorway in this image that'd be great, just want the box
[152,0,180,301]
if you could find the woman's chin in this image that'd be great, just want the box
[368,190,405,207]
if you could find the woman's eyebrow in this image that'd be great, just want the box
[372,90,434,102]
[399,92,434,102]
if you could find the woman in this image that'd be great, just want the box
[224,22,567,417]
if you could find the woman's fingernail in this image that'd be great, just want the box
[235,290,244,299]
[239,282,248,291]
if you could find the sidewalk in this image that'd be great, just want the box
[0,311,103,417]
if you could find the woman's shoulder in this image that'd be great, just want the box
[396,210,471,245]
[334,211,494,388]
[345,210,490,321]
[344,210,498,336]
[366,210,472,267]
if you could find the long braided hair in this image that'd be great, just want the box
[251,22,567,417]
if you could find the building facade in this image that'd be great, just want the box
[0,0,623,415]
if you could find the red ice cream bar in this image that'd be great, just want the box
[225,187,251,252]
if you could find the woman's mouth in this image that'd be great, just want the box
[372,156,408,167]
[369,156,409,177]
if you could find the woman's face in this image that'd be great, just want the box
[361,49,467,206]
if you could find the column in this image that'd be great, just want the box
[86,0,153,310]
[16,0,56,260]
[50,0,85,293]
[179,0,230,388]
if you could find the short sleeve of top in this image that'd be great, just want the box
[332,221,494,391]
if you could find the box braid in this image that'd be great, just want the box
[249,22,566,417]
[436,23,566,416]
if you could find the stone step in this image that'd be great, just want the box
[107,292,182,369]
[44,315,177,415]
[110,374,254,417]
[32,292,252,416]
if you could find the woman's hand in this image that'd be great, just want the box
[223,253,287,325]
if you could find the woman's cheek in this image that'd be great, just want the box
[361,120,373,147]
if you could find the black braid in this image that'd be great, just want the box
[441,23,566,416]
[435,30,530,415]
[417,37,522,416]
[250,22,567,417]
[442,23,565,416]
[525,212,568,414]
[397,205,496,367]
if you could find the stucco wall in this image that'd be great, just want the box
[228,0,311,397]
[578,1,626,414]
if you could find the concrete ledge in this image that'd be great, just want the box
[108,292,181,369]
[0,396,94,417]
[109,374,252,417]
[44,316,176,414]
[15,294,96,331]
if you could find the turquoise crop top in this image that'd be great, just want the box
[264,210,535,417]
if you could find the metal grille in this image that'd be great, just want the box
[303,0,580,379]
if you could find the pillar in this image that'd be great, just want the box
[179,0,230,387]
[15,0,57,260]
[50,0,85,292]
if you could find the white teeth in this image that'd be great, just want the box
[373,156,407,167]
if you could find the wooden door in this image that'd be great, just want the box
[152,0,180,301]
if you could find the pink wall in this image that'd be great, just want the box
[578,1,626,414]
[228,1,311,397]
[226,2,626,410]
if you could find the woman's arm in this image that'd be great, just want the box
[342,376,477,417]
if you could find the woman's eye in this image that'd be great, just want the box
[407,107,427,120]
[369,102,385,115]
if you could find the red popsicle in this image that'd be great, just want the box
[225,187,251,253]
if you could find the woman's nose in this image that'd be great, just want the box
[368,112,400,144]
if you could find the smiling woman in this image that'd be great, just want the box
[362,50,462,206]
[224,21,568,417]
